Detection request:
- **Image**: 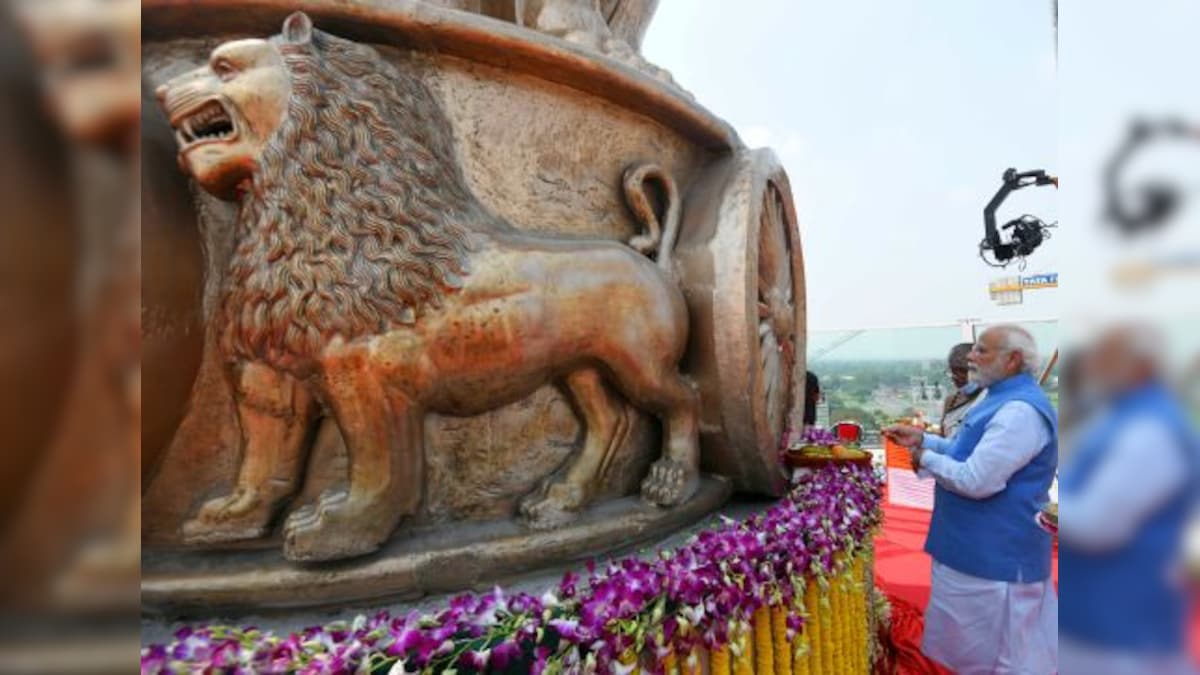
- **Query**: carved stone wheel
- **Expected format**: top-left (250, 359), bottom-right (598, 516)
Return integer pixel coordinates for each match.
top-left (676, 149), bottom-right (805, 497)
top-left (756, 182), bottom-right (798, 448)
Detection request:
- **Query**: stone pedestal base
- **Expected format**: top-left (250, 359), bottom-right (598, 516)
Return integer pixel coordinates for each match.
top-left (142, 476), bottom-right (730, 616)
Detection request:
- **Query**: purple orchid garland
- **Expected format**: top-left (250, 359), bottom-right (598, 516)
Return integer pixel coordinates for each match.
top-left (797, 426), bottom-right (839, 448)
top-left (142, 463), bottom-right (882, 675)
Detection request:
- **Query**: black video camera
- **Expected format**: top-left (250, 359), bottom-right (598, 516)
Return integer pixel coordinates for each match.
top-left (980, 168), bottom-right (1057, 268)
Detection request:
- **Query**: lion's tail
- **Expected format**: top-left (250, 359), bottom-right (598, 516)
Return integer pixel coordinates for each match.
top-left (623, 163), bottom-right (680, 273)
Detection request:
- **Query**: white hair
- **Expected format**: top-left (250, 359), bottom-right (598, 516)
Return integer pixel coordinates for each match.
top-left (991, 324), bottom-right (1040, 375)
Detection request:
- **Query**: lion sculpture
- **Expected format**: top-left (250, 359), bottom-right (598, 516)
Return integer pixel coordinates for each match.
top-left (155, 12), bottom-right (701, 561)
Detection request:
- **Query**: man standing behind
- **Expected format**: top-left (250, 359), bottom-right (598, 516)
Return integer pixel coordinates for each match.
top-left (804, 371), bottom-right (820, 427)
top-left (940, 342), bottom-right (984, 438)
top-left (885, 325), bottom-right (1058, 673)
top-left (1058, 325), bottom-right (1198, 675)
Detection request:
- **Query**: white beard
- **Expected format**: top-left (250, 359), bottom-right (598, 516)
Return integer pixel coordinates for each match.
top-left (968, 362), bottom-right (1007, 388)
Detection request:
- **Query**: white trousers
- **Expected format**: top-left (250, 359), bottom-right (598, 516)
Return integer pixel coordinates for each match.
top-left (922, 561), bottom-right (1058, 674)
top-left (1059, 636), bottom-right (1195, 675)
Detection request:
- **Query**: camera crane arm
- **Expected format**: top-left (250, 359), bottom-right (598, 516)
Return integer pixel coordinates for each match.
top-left (1103, 119), bottom-right (1200, 235)
top-left (981, 168), bottom-right (1058, 265)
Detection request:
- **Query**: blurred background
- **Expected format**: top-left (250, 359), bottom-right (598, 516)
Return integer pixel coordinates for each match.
top-left (0, 0), bottom-right (139, 672)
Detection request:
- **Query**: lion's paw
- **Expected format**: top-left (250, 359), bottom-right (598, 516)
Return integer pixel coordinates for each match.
top-left (518, 481), bottom-right (585, 531)
top-left (640, 458), bottom-right (700, 508)
top-left (181, 488), bottom-right (273, 544)
top-left (282, 489), bottom-right (345, 533)
top-left (282, 490), bottom-right (387, 562)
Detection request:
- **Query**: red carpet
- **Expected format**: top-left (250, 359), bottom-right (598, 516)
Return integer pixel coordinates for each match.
top-left (874, 489), bottom-right (1059, 673)
top-left (876, 493), bottom-right (1059, 608)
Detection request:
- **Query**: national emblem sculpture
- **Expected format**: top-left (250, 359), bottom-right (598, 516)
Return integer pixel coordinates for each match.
top-left (155, 12), bottom-right (701, 562)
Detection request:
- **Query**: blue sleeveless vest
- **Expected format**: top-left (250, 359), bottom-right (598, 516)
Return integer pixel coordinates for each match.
top-left (1059, 382), bottom-right (1199, 652)
top-left (924, 373), bottom-right (1058, 582)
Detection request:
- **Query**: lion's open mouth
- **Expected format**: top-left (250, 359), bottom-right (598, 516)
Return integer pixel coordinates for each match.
top-left (174, 99), bottom-right (237, 149)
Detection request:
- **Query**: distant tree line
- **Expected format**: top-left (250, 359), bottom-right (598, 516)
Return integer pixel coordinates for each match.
top-left (811, 358), bottom-right (1059, 432)
top-left (812, 359), bottom-right (943, 430)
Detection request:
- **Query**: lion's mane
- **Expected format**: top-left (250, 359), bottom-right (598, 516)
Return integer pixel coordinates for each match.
top-left (220, 28), bottom-right (496, 364)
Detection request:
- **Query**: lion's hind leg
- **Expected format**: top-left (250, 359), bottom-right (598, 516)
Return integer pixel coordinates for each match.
top-left (519, 367), bottom-right (630, 530)
top-left (602, 355), bottom-right (701, 508)
top-left (638, 374), bottom-right (701, 507)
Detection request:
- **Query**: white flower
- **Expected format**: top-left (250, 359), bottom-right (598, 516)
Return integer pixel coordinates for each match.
top-left (609, 660), bottom-right (637, 675)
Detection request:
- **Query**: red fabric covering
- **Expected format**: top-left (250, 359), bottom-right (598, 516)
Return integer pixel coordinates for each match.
top-left (874, 487), bottom-right (1059, 673)
top-left (1193, 606), bottom-right (1200, 663)
top-left (879, 593), bottom-right (952, 675)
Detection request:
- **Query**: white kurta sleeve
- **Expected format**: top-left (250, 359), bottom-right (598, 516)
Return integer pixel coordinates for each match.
top-left (1059, 415), bottom-right (1186, 552)
top-left (917, 401), bottom-right (1051, 499)
top-left (916, 433), bottom-right (952, 480)
top-left (921, 433), bottom-right (953, 454)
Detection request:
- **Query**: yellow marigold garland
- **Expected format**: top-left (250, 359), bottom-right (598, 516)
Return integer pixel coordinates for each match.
top-left (846, 566), bottom-right (858, 674)
top-left (854, 554), bottom-right (867, 674)
top-left (858, 555), bottom-right (871, 674)
top-left (771, 603), bottom-right (792, 675)
top-left (849, 575), bottom-right (859, 674)
top-left (733, 624), bottom-right (754, 675)
top-left (753, 605), bottom-right (774, 674)
top-left (804, 580), bottom-right (822, 675)
top-left (843, 561), bottom-right (855, 674)
top-left (832, 568), bottom-right (848, 674)
top-left (710, 644), bottom-right (732, 675)
top-left (662, 649), bottom-right (677, 675)
top-left (607, 523), bottom-right (878, 673)
top-left (793, 639), bottom-right (811, 675)
top-left (819, 579), bottom-right (835, 675)
top-left (639, 552), bottom-right (881, 674)
top-left (792, 582), bottom-right (812, 675)
top-left (852, 552), bottom-right (865, 673)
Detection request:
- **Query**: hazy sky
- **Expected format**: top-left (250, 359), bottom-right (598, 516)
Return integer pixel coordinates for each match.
top-left (643, 1), bottom-right (1061, 332)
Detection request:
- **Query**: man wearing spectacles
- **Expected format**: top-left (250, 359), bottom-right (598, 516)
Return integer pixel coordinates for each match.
top-left (885, 325), bottom-right (1058, 673)
top-left (941, 342), bottom-right (984, 439)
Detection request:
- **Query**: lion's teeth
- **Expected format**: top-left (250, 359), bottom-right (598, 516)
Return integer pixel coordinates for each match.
top-left (175, 102), bottom-right (235, 146)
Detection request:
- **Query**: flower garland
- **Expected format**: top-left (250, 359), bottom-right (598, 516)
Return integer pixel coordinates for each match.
top-left (791, 427), bottom-right (839, 449)
top-left (142, 463), bottom-right (882, 675)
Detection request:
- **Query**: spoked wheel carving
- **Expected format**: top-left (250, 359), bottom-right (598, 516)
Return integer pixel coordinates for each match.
top-left (757, 182), bottom-right (797, 445)
top-left (674, 149), bottom-right (805, 497)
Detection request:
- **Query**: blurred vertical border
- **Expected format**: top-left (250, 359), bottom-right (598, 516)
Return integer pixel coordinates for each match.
top-left (0, 0), bottom-right (139, 672)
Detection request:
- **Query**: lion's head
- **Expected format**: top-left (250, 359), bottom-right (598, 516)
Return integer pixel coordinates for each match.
top-left (157, 12), bottom-right (490, 364)
top-left (154, 18), bottom-right (294, 197)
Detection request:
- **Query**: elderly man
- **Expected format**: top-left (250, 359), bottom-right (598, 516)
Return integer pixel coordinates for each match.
top-left (885, 324), bottom-right (1058, 673)
top-left (940, 342), bottom-right (983, 438)
top-left (1059, 325), bottom-right (1199, 675)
